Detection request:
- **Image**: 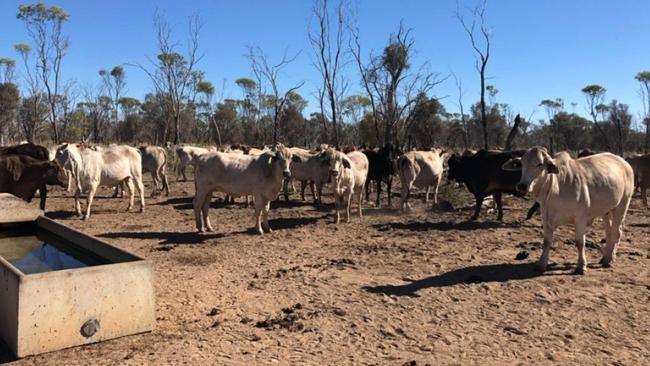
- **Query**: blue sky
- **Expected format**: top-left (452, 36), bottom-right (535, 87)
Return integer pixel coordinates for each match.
top-left (1, 0), bottom-right (649, 124)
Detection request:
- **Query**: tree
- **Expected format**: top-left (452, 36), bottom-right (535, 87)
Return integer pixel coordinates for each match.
top-left (456, 0), bottom-right (491, 149)
top-left (17, 3), bottom-right (70, 143)
top-left (0, 58), bottom-right (16, 84)
top-left (99, 65), bottom-right (126, 140)
top-left (539, 98), bottom-right (563, 152)
top-left (581, 84), bottom-right (610, 150)
top-left (136, 12), bottom-right (203, 145)
top-left (196, 80), bottom-right (221, 145)
top-left (351, 21), bottom-right (442, 146)
top-left (635, 71), bottom-right (650, 151)
top-left (607, 100), bottom-right (631, 156)
top-left (0, 83), bottom-right (20, 144)
top-left (247, 46), bottom-right (304, 145)
top-left (309, 0), bottom-right (349, 147)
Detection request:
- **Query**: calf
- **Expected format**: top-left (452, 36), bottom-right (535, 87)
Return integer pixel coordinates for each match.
top-left (0, 155), bottom-right (67, 205)
top-left (55, 144), bottom-right (145, 219)
top-left (175, 145), bottom-right (216, 181)
top-left (503, 147), bottom-right (634, 274)
top-left (320, 149), bottom-right (369, 223)
top-left (0, 143), bottom-right (52, 209)
top-left (283, 147), bottom-right (330, 202)
top-left (447, 149), bottom-right (538, 221)
top-left (363, 144), bottom-right (399, 207)
top-left (397, 149), bottom-right (446, 211)
top-left (193, 144), bottom-right (294, 234)
top-left (626, 154), bottom-right (650, 205)
top-left (139, 145), bottom-right (170, 196)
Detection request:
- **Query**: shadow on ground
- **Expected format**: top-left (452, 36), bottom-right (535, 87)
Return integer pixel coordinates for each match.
top-left (372, 219), bottom-right (518, 232)
top-left (98, 231), bottom-right (227, 245)
top-left (363, 262), bottom-right (545, 297)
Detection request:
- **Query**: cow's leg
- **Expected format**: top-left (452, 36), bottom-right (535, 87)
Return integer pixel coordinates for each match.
top-left (83, 184), bottom-right (98, 220)
top-left (357, 188), bottom-right (364, 218)
top-left (193, 189), bottom-right (207, 232)
top-left (150, 171), bottom-right (159, 197)
top-left (641, 186), bottom-right (648, 207)
top-left (601, 199), bottom-right (630, 267)
top-left (425, 186), bottom-right (430, 203)
top-left (525, 202), bottom-right (540, 221)
top-left (67, 172), bottom-right (75, 193)
top-left (316, 182), bottom-right (323, 204)
top-left (375, 179), bottom-right (382, 206)
top-left (309, 181), bottom-right (316, 202)
top-left (39, 185), bottom-right (47, 210)
top-left (574, 219), bottom-right (588, 275)
top-left (254, 195), bottom-right (264, 235)
top-left (494, 192), bottom-right (504, 221)
top-left (262, 199), bottom-right (272, 233)
top-left (74, 187), bottom-right (82, 217)
top-left (537, 224), bottom-right (554, 272)
top-left (334, 194), bottom-right (341, 224)
top-left (161, 168), bottom-right (170, 196)
top-left (346, 191), bottom-right (353, 222)
top-left (470, 194), bottom-right (485, 221)
top-left (135, 176), bottom-right (146, 213)
top-left (202, 191), bottom-right (214, 232)
top-left (300, 181), bottom-right (307, 201)
top-left (283, 178), bottom-right (290, 201)
top-left (125, 178), bottom-right (135, 211)
top-left (433, 175), bottom-right (441, 206)
top-left (386, 176), bottom-right (392, 207)
top-left (400, 181), bottom-right (410, 212)
top-left (365, 179), bottom-right (371, 202)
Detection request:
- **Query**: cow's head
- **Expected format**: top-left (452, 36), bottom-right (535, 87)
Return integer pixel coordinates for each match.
top-left (319, 149), bottom-right (350, 179)
top-left (446, 154), bottom-right (466, 183)
top-left (502, 146), bottom-right (558, 193)
top-left (268, 144), bottom-right (292, 178)
top-left (43, 161), bottom-right (68, 187)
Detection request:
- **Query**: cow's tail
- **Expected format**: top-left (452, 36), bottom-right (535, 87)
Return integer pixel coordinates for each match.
top-left (398, 155), bottom-right (417, 189)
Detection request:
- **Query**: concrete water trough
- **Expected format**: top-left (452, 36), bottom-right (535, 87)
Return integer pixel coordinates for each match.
top-left (0, 193), bottom-right (155, 358)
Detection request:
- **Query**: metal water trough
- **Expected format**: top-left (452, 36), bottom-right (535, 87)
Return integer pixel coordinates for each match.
top-left (0, 193), bottom-right (155, 358)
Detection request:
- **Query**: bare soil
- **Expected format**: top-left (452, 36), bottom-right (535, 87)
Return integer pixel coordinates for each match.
top-left (2, 173), bottom-right (649, 365)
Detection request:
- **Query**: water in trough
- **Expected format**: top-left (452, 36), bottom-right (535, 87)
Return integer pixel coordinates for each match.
top-left (0, 235), bottom-right (107, 274)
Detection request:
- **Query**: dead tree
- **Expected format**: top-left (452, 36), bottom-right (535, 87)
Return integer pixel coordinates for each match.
top-left (247, 47), bottom-right (304, 145)
top-left (456, 0), bottom-right (491, 150)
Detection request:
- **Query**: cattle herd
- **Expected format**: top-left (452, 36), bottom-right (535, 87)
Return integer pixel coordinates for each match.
top-left (1, 141), bottom-right (649, 275)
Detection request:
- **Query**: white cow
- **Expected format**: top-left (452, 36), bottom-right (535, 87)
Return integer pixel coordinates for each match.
top-left (503, 147), bottom-right (634, 274)
top-left (320, 149), bottom-right (369, 223)
top-left (175, 145), bottom-right (217, 181)
top-left (193, 144), bottom-right (295, 234)
top-left (55, 143), bottom-right (146, 219)
top-left (397, 148), bottom-right (447, 211)
top-left (282, 147), bottom-right (330, 202)
top-left (139, 145), bottom-right (170, 196)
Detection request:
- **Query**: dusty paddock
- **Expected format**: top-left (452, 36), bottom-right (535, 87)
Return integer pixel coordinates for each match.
top-left (2, 174), bottom-right (649, 366)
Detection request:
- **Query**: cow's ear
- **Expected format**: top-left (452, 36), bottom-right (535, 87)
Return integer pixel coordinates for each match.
top-left (7, 159), bottom-right (24, 181)
top-left (342, 159), bottom-right (351, 169)
top-left (541, 150), bottom-right (559, 174)
top-left (501, 158), bottom-right (522, 171)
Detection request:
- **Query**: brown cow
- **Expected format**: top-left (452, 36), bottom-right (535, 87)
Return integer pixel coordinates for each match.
top-left (0, 155), bottom-right (67, 207)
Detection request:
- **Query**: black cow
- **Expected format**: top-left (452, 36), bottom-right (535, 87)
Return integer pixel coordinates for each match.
top-left (363, 144), bottom-right (400, 206)
top-left (447, 149), bottom-right (539, 221)
top-left (0, 143), bottom-right (52, 209)
top-left (0, 154), bottom-right (67, 206)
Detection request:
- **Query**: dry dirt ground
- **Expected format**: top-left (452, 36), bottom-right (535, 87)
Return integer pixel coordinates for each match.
top-left (2, 171), bottom-right (649, 366)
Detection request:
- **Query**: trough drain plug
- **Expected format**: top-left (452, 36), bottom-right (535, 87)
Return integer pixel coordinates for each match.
top-left (81, 319), bottom-right (100, 338)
